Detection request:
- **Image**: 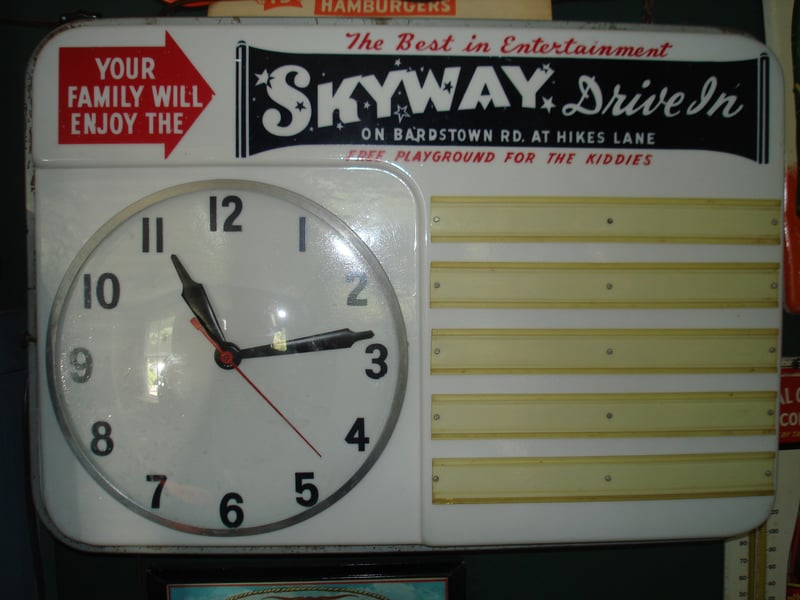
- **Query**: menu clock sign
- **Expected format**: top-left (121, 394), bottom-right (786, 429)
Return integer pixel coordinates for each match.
top-left (27, 18), bottom-right (783, 550)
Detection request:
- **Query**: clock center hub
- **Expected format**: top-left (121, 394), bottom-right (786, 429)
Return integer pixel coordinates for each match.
top-left (215, 342), bottom-right (242, 369)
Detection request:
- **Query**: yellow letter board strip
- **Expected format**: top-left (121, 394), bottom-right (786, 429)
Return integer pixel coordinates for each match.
top-left (431, 392), bottom-right (776, 439)
top-left (430, 262), bottom-right (779, 308)
top-left (430, 329), bottom-right (778, 374)
top-left (431, 453), bottom-right (775, 504)
top-left (430, 197), bottom-right (781, 244)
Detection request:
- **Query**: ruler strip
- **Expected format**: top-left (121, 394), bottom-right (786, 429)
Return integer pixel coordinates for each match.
top-left (430, 196), bottom-right (781, 244)
top-left (429, 262), bottom-right (780, 308)
top-left (431, 392), bottom-right (776, 439)
top-left (432, 453), bottom-right (776, 504)
top-left (430, 328), bottom-right (779, 374)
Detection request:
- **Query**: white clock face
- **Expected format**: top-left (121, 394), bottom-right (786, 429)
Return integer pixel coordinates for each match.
top-left (46, 179), bottom-right (408, 535)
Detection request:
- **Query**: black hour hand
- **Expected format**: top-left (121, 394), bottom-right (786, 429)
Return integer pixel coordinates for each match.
top-left (239, 328), bottom-right (374, 359)
top-left (171, 254), bottom-right (227, 346)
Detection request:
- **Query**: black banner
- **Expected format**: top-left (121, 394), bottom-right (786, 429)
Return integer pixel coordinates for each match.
top-left (235, 42), bottom-right (770, 163)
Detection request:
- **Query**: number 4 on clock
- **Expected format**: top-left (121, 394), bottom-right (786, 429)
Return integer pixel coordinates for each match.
top-left (345, 417), bottom-right (370, 451)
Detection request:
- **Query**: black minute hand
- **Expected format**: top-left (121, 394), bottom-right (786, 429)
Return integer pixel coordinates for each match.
top-left (239, 328), bottom-right (374, 359)
top-left (170, 254), bottom-right (227, 346)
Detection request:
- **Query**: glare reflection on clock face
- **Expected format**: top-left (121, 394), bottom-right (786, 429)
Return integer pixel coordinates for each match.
top-left (48, 180), bottom-right (408, 535)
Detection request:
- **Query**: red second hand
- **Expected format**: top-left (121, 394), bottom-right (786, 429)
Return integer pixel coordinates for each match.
top-left (190, 317), bottom-right (322, 458)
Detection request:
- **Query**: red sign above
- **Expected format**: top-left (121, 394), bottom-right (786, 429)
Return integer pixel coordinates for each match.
top-left (58, 32), bottom-right (214, 158)
top-left (782, 364), bottom-right (800, 447)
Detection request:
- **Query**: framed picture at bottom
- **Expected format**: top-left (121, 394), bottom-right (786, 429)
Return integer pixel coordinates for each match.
top-left (146, 560), bottom-right (465, 600)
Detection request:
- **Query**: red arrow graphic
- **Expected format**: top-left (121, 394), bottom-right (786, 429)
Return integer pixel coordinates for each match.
top-left (59, 31), bottom-right (214, 158)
